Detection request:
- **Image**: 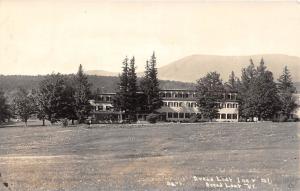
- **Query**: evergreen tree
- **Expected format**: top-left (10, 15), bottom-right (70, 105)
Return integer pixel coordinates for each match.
top-left (253, 70), bottom-right (280, 120)
top-left (140, 52), bottom-right (162, 113)
top-left (0, 90), bottom-right (11, 123)
top-left (277, 66), bottom-right (297, 119)
top-left (114, 57), bottom-right (130, 118)
top-left (12, 88), bottom-right (37, 126)
top-left (239, 58), bottom-right (280, 121)
top-left (241, 59), bottom-right (257, 89)
top-left (140, 60), bottom-right (151, 111)
top-left (225, 71), bottom-right (239, 92)
top-left (278, 66), bottom-right (296, 93)
top-left (127, 57), bottom-right (138, 120)
top-left (196, 72), bottom-right (224, 121)
top-left (73, 64), bottom-right (92, 123)
top-left (239, 59), bottom-right (258, 120)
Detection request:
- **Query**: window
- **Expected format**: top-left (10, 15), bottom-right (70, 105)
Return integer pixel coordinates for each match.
top-left (179, 113), bottom-right (184, 118)
top-left (173, 113), bottom-right (178, 118)
top-left (233, 94), bottom-right (237, 100)
top-left (184, 93), bottom-right (189, 98)
top-left (166, 93), bottom-right (171, 97)
top-left (98, 106), bottom-right (103, 111)
top-left (221, 114), bottom-right (226, 119)
top-left (163, 102), bottom-right (168, 107)
top-left (187, 102), bottom-right (191, 107)
top-left (227, 94), bottom-right (231, 99)
top-left (179, 102), bottom-right (183, 107)
top-left (216, 113), bottom-right (220, 119)
top-left (227, 114), bottom-right (232, 119)
top-left (168, 102), bottom-right (173, 107)
top-left (178, 93), bottom-right (182, 98)
top-left (227, 103), bottom-right (230, 108)
top-left (168, 112), bottom-right (172, 118)
top-left (233, 114), bottom-right (237, 119)
top-left (106, 97), bottom-right (110, 101)
top-left (174, 102), bottom-right (178, 107)
top-left (185, 113), bottom-right (190, 118)
top-left (99, 96), bottom-right (104, 101)
top-left (106, 106), bottom-right (110, 111)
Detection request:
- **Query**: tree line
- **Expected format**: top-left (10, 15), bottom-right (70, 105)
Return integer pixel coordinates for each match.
top-left (0, 53), bottom-right (163, 125)
top-left (0, 55), bottom-right (298, 125)
top-left (0, 65), bottom-right (92, 126)
top-left (196, 58), bottom-right (297, 122)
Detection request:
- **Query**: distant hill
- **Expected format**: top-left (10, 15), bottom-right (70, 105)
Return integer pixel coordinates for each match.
top-left (85, 54), bottom-right (300, 84)
top-left (157, 54), bottom-right (300, 82)
top-left (85, 70), bottom-right (118, 77)
top-left (0, 75), bottom-right (195, 95)
top-left (1, 54), bottom-right (299, 94)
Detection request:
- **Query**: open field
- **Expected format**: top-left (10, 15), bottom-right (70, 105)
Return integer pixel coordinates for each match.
top-left (0, 122), bottom-right (299, 190)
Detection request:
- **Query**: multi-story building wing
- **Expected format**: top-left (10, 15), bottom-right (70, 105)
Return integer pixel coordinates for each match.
top-left (157, 89), bottom-right (239, 122)
top-left (89, 93), bottom-right (123, 122)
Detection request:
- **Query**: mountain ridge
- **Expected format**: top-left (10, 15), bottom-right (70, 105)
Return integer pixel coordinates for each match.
top-left (157, 54), bottom-right (300, 82)
top-left (86, 54), bottom-right (300, 83)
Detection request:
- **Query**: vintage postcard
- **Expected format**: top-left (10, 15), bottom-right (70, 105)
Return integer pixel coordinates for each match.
top-left (0, 1), bottom-right (299, 190)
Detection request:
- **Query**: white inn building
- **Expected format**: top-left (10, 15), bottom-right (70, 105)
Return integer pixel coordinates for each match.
top-left (157, 90), bottom-right (239, 122)
top-left (90, 89), bottom-right (239, 123)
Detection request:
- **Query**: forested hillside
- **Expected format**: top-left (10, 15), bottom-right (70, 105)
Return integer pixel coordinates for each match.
top-left (0, 75), bottom-right (196, 94)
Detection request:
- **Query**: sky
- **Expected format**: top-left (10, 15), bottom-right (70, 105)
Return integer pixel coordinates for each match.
top-left (0, 1), bottom-right (300, 75)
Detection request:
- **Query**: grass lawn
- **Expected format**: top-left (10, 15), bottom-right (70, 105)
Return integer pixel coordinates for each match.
top-left (0, 122), bottom-right (299, 190)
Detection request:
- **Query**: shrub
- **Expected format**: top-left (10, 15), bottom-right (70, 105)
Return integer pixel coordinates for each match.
top-left (287, 118), bottom-right (298, 122)
top-left (146, 113), bottom-right (159, 124)
top-left (61, 118), bottom-right (68, 127)
top-left (188, 114), bottom-right (198, 123)
top-left (279, 115), bottom-right (288, 122)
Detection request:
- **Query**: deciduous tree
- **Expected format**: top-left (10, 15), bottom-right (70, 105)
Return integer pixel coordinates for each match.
top-left (0, 90), bottom-right (11, 124)
top-left (12, 88), bottom-right (37, 126)
top-left (196, 72), bottom-right (224, 121)
top-left (38, 74), bottom-right (75, 124)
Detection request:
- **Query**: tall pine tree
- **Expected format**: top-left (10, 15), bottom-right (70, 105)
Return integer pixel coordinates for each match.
top-left (277, 66), bottom-right (297, 119)
top-left (73, 64), bottom-right (92, 123)
top-left (225, 71), bottom-right (239, 92)
top-left (239, 59), bottom-right (258, 120)
top-left (140, 52), bottom-right (162, 113)
top-left (114, 56), bottom-right (140, 121)
top-left (239, 58), bottom-right (280, 121)
top-left (114, 57), bottom-right (129, 114)
top-left (127, 57), bottom-right (138, 120)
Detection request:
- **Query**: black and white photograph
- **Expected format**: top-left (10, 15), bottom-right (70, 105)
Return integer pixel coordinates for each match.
top-left (0, 1), bottom-right (299, 190)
